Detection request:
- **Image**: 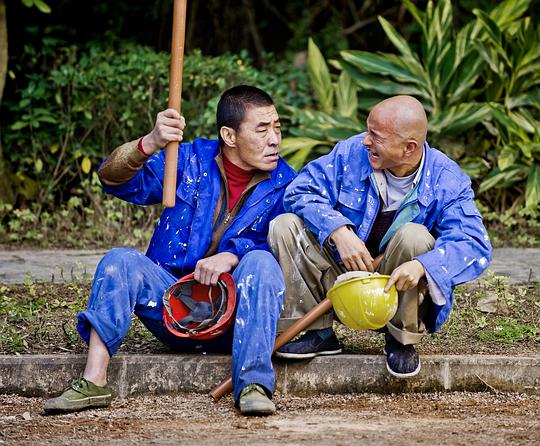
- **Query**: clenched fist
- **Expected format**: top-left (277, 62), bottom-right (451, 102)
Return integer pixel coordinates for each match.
top-left (141, 109), bottom-right (186, 156)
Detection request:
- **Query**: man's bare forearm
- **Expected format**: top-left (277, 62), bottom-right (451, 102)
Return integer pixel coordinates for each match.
top-left (98, 139), bottom-right (149, 187)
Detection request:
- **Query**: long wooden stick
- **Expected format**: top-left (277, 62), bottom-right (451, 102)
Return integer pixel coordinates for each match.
top-left (163, 0), bottom-right (188, 208)
top-left (209, 297), bottom-right (333, 401)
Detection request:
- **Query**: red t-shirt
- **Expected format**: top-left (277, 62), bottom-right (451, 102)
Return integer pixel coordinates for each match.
top-left (222, 154), bottom-right (254, 212)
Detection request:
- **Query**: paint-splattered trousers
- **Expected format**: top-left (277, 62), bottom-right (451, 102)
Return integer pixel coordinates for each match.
top-left (77, 248), bottom-right (285, 401)
top-left (268, 213), bottom-right (434, 345)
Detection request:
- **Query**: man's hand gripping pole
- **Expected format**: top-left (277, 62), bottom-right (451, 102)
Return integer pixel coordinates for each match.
top-left (163, 0), bottom-right (187, 207)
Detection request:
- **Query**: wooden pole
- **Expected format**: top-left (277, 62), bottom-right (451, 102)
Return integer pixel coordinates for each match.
top-left (163, 0), bottom-right (187, 208)
top-left (209, 298), bottom-right (333, 401)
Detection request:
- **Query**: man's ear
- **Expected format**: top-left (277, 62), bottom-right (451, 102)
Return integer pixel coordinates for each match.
top-left (220, 126), bottom-right (236, 147)
top-left (405, 139), bottom-right (419, 156)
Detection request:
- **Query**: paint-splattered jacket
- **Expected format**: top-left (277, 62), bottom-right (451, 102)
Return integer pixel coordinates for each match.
top-left (284, 133), bottom-right (492, 331)
top-left (102, 138), bottom-right (297, 277)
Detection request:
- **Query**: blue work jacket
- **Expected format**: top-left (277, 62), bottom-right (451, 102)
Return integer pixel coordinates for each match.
top-left (102, 138), bottom-right (297, 278)
top-left (284, 133), bottom-right (492, 331)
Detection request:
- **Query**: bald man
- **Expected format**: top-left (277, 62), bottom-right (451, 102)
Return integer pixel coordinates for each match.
top-left (268, 96), bottom-right (491, 378)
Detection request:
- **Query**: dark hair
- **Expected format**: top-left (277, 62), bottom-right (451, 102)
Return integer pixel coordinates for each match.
top-left (216, 85), bottom-right (274, 145)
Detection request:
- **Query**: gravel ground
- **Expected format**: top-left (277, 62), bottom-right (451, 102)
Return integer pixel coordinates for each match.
top-left (1, 392), bottom-right (539, 446)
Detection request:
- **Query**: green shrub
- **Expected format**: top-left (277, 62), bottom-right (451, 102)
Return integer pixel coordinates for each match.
top-left (281, 0), bottom-right (540, 213)
top-left (2, 37), bottom-right (309, 205)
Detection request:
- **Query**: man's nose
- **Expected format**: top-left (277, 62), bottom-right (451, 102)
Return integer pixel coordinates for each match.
top-left (268, 129), bottom-right (280, 146)
top-left (363, 134), bottom-right (371, 146)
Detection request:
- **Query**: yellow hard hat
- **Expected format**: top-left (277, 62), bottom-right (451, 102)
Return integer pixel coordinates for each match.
top-left (327, 272), bottom-right (398, 330)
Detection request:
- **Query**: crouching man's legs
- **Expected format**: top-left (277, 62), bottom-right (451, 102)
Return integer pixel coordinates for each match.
top-left (44, 248), bottom-right (177, 413)
top-left (377, 223), bottom-right (435, 377)
top-left (232, 250), bottom-right (285, 416)
top-left (268, 213), bottom-right (346, 359)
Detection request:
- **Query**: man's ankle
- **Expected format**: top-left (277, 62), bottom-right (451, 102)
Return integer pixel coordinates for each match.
top-left (82, 374), bottom-right (107, 387)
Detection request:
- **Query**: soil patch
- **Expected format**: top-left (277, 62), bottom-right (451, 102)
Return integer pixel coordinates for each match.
top-left (0, 392), bottom-right (538, 445)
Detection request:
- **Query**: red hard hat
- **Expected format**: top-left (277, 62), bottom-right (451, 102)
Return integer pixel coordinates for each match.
top-left (162, 272), bottom-right (237, 340)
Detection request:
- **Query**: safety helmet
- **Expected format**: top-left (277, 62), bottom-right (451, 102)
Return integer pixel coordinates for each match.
top-left (327, 272), bottom-right (398, 330)
top-left (162, 272), bottom-right (237, 340)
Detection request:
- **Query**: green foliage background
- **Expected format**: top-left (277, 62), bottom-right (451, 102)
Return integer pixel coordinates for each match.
top-left (1, 0), bottom-right (539, 248)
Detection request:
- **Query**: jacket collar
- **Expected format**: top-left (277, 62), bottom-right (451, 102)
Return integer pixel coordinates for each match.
top-left (192, 138), bottom-right (295, 189)
top-left (416, 142), bottom-right (436, 207)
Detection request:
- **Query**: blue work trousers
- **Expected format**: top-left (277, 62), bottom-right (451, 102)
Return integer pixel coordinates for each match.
top-left (77, 248), bottom-right (284, 401)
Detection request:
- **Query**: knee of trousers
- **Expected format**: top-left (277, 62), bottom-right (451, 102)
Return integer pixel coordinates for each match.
top-left (98, 247), bottom-right (144, 272)
top-left (234, 250), bottom-right (285, 303)
top-left (389, 223), bottom-right (435, 256)
top-left (268, 213), bottom-right (305, 252)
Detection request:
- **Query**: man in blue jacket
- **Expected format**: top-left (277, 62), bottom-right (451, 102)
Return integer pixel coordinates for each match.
top-left (269, 95), bottom-right (491, 378)
top-left (44, 85), bottom-right (296, 415)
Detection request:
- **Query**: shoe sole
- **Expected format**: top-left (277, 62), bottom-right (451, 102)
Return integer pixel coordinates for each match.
top-left (239, 402), bottom-right (276, 416)
top-left (44, 394), bottom-right (112, 413)
top-left (385, 360), bottom-right (421, 378)
top-left (274, 348), bottom-right (342, 360)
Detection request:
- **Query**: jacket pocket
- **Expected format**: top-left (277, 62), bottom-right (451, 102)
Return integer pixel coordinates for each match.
top-left (176, 179), bottom-right (197, 208)
top-left (338, 187), bottom-right (365, 211)
top-left (460, 200), bottom-right (481, 217)
top-left (337, 187), bottom-right (366, 226)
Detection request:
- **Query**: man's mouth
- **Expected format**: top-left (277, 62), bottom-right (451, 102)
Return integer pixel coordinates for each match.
top-left (368, 150), bottom-right (380, 160)
top-left (264, 152), bottom-right (279, 160)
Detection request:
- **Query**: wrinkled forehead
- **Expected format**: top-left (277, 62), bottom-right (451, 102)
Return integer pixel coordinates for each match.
top-left (240, 105), bottom-right (280, 127)
top-left (367, 104), bottom-right (405, 136)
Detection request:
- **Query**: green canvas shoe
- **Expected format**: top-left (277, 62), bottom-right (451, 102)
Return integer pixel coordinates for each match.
top-left (44, 375), bottom-right (112, 413)
top-left (238, 384), bottom-right (276, 416)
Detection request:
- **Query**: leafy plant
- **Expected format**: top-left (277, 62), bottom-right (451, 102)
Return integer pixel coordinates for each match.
top-left (2, 36), bottom-right (309, 210)
top-left (282, 0), bottom-right (539, 215)
top-left (339, 0), bottom-right (532, 135)
top-left (281, 38), bottom-right (361, 170)
top-left (473, 14), bottom-right (540, 209)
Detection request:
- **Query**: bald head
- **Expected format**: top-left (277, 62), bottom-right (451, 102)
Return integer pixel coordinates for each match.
top-left (370, 96), bottom-right (428, 145)
top-left (363, 96), bottom-right (428, 176)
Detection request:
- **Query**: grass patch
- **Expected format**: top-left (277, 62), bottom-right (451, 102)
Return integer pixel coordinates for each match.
top-left (336, 272), bottom-right (539, 355)
top-left (0, 272), bottom-right (538, 355)
top-left (0, 277), bottom-right (163, 354)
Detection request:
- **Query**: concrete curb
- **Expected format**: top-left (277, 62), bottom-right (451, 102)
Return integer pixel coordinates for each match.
top-left (1, 354), bottom-right (538, 398)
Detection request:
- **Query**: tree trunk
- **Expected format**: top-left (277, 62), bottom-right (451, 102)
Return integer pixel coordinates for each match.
top-left (0, 0), bottom-right (14, 204)
top-left (0, 0), bottom-right (6, 105)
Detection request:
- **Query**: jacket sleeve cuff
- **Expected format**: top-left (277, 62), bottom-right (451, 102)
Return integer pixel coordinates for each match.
top-left (317, 216), bottom-right (355, 249)
top-left (415, 252), bottom-right (452, 298)
top-left (221, 238), bottom-right (266, 260)
top-left (424, 269), bottom-right (446, 306)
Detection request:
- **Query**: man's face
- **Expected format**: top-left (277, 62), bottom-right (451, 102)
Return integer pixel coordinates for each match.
top-left (233, 105), bottom-right (281, 172)
top-left (362, 108), bottom-right (407, 174)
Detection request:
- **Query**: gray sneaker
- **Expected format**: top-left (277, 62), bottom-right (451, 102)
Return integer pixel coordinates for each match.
top-left (238, 384), bottom-right (276, 416)
top-left (44, 375), bottom-right (112, 413)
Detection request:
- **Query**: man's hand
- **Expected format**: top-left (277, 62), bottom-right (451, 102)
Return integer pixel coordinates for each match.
top-left (385, 260), bottom-right (425, 292)
top-left (142, 109), bottom-right (186, 156)
top-left (330, 226), bottom-right (374, 272)
top-left (194, 252), bottom-right (239, 286)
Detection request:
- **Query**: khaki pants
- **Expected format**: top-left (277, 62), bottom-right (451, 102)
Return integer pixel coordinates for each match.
top-left (268, 213), bottom-right (435, 345)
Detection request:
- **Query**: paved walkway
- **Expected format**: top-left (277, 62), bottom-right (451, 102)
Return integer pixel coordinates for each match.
top-left (0, 247), bottom-right (538, 284)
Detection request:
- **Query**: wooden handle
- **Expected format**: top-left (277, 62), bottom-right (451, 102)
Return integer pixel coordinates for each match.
top-left (163, 0), bottom-right (188, 208)
top-left (209, 298), bottom-right (333, 401)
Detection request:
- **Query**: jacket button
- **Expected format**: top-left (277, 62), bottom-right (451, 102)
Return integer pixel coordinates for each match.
top-left (265, 199), bottom-right (271, 204)
top-left (245, 244), bottom-right (250, 249)
top-left (203, 172), bottom-right (208, 177)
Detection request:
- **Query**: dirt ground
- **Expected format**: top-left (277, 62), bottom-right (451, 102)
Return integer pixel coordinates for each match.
top-left (0, 392), bottom-right (538, 446)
